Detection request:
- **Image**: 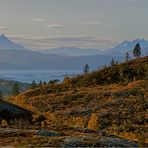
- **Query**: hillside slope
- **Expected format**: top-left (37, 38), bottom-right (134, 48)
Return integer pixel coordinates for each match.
top-left (9, 56), bottom-right (148, 145)
top-left (0, 79), bottom-right (30, 95)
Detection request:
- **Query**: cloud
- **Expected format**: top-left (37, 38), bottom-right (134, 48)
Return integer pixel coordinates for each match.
top-left (49, 36), bottom-right (97, 43)
top-left (0, 26), bottom-right (8, 30)
top-left (46, 24), bottom-right (64, 29)
top-left (33, 18), bottom-right (47, 22)
top-left (8, 34), bottom-right (118, 50)
top-left (8, 34), bottom-right (32, 38)
top-left (80, 22), bottom-right (102, 25)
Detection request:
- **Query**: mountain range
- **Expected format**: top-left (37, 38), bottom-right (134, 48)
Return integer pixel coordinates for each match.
top-left (40, 39), bottom-right (148, 57)
top-left (0, 34), bottom-right (25, 50)
top-left (0, 34), bottom-right (147, 70)
top-left (104, 38), bottom-right (148, 56)
top-left (42, 47), bottom-right (101, 56)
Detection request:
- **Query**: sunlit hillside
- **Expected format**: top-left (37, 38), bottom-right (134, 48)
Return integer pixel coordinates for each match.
top-left (7, 56), bottom-right (148, 146)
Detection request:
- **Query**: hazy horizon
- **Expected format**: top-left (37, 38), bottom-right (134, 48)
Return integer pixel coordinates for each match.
top-left (0, 0), bottom-right (148, 50)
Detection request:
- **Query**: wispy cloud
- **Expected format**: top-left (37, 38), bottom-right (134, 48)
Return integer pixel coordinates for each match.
top-left (33, 18), bottom-right (47, 22)
top-left (8, 34), bottom-right (32, 38)
top-left (46, 24), bottom-right (64, 29)
top-left (0, 26), bottom-right (8, 30)
top-left (8, 34), bottom-right (117, 50)
top-left (80, 22), bottom-right (102, 25)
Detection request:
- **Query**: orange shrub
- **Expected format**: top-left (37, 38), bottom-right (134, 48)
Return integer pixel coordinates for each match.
top-left (87, 113), bottom-right (99, 131)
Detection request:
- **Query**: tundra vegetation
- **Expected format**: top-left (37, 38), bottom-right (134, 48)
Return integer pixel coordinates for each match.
top-left (0, 55), bottom-right (148, 147)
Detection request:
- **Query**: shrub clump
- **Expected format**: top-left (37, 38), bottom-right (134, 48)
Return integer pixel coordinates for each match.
top-left (87, 113), bottom-right (99, 131)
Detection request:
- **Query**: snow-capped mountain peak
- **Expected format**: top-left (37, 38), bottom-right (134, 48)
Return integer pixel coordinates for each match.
top-left (0, 34), bottom-right (25, 50)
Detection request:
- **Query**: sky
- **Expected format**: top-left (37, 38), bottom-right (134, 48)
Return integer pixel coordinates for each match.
top-left (0, 0), bottom-right (148, 50)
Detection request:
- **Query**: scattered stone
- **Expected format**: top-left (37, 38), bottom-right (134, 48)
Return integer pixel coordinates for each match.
top-left (37, 130), bottom-right (64, 137)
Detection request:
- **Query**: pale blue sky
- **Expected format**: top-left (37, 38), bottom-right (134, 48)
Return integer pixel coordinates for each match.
top-left (0, 0), bottom-right (148, 50)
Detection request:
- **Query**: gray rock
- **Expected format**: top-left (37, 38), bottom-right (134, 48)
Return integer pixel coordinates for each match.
top-left (37, 130), bottom-right (64, 137)
top-left (97, 136), bottom-right (139, 147)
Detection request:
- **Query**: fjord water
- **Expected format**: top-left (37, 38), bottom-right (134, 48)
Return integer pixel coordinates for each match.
top-left (0, 70), bottom-right (82, 83)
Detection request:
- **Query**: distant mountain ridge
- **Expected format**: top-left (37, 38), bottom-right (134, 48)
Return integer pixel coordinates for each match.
top-left (0, 34), bottom-right (123, 70)
top-left (0, 49), bottom-right (123, 70)
top-left (105, 38), bottom-right (148, 56)
top-left (0, 34), bottom-right (147, 56)
top-left (42, 47), bottom-right (101, 56)
top-left (0, 34), bottom-right (25, 50)
top-left (40, 38), bottom-right (148, 56)
top-left (0, 34), bottom-right (147, 70)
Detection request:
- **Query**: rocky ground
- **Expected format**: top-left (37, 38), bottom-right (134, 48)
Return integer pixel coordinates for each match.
top-left (0, 127), bottom-right (141, 147)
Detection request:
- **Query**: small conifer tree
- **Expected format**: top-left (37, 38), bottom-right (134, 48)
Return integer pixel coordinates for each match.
top-left (125, 52), bottom-right (130, 62)
top-left (12, 82), bottom-right (20, 96)
top-left (83, 64), bottom-right (89, 74)
top-left (111, 58), bottom-right (116, 66)
top-left (30, 80), bottom-right (37, 89)
top-left (133, 43), bottom-right (141, 58)
top-left (39, 80), bottom-right (43, 86)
